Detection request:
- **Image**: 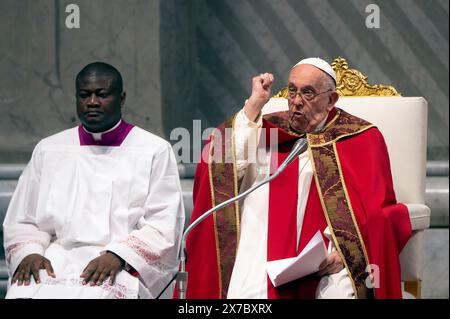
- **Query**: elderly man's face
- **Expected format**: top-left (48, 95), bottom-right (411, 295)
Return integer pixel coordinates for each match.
top-left (76, 75), bottom-right (125, 132)
top-left (287, 65), bottom-right (337, 133)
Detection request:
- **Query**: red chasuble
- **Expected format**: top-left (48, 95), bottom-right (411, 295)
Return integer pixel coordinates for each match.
top-left (176, 108), bottom-right (411, 299)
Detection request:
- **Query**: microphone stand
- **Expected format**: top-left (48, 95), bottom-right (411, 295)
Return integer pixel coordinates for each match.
top-left (177, 138), bottom-right (307, 299)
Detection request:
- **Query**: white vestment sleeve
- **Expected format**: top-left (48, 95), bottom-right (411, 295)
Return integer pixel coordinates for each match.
top-left (234, 107), bottom-right (263, 180)
top-left (104, 143), bottom-right (185, 298)
top-left (2, 142), bottom-right (52, 276)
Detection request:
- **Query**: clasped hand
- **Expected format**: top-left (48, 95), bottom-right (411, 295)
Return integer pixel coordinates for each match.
top-left (13, 252), bottom-right (123, 286)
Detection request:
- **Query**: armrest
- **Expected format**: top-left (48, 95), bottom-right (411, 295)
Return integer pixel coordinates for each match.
top-left (399, 204), bottom-right (430, 284)
top-left (405, 204), bottom-right (431, 230)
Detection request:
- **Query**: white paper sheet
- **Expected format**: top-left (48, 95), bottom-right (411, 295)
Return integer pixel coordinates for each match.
top-left (266, 230), bottom-right (327, 287)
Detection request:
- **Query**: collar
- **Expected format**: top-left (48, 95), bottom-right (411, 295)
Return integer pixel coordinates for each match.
top-left (78, 119), bottom-right (134, 146)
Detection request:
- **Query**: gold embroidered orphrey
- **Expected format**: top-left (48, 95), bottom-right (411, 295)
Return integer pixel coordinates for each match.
top-left (208, 115), bottom-right (240, 299)
top-left (306, 109), bottom-right (376, 299)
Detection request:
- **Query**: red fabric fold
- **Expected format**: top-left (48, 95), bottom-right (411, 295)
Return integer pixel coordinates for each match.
top-left (267, 143), bottom-right (299, 298)
top-left (174, 143), bottom-right (221, 299)
top-left (336, 127), bottom-right (411, 298)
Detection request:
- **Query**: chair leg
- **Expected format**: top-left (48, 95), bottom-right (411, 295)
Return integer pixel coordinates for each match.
top-left (404, 280), bottom-right (421, 299)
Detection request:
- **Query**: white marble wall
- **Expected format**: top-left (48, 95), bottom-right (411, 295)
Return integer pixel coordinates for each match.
top-left (0, 0), bottom-right (162, 162)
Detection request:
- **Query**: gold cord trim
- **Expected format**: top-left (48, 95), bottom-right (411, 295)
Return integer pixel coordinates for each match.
top-left (308, 145), bottom-right (359, 298)
top-left (208, 132), bottom-right (223, 298)
top-left (333, 142), bottom-right (376, 298)
top-left (231, 114), bottom-right (241, 248)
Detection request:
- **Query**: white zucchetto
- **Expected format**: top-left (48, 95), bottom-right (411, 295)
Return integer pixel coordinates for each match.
top-left (292, 57), bottom-right (337, 84)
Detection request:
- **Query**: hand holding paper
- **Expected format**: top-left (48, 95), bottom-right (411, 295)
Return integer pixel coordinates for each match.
top-left (266, 230), bottom-right (327, 287)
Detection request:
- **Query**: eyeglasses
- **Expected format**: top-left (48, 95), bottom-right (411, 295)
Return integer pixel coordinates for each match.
top-left (287, 88), bottom-right (332, 101)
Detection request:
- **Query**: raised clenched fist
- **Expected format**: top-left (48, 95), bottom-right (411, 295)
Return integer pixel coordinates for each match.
top-left (244, 73), bottom-right (275, 122)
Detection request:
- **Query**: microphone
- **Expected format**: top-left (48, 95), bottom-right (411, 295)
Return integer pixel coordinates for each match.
top-left (274, 137), bottom-right (309, 172)
top-left (176, 137), bottom-right (308, 299)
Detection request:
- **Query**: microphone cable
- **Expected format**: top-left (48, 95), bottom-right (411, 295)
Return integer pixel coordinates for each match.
top-left (155, 272), bottom-right (178, 299)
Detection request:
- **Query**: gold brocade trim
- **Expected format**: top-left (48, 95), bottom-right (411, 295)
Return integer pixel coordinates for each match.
top-left (303, 109), bottom-right (375, 298)
top-left (333, 142), bottom-right (376, 299)
top-left (231, 115), bottom-right (241, 247)
top-left (307, 145), bottom-right (359, 298)
top-left (308, 125), bottom-right (376, 147)
top-left (308, 134), bottom-right (375, 298)
top-left (207, 114), bottom-right (241, 299)
top-left (208, 131), bottom-right (223, 298)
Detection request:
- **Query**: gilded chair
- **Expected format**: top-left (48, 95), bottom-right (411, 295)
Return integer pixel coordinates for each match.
top-left (262, 57), bottom-right (430, 298)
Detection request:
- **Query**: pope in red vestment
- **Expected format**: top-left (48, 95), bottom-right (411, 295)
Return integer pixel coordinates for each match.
top-left (176, 58), bottom-right (412, 299)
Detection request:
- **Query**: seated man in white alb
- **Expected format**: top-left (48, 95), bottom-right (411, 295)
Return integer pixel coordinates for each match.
top-left (3, 62), bottom-right (185, 299)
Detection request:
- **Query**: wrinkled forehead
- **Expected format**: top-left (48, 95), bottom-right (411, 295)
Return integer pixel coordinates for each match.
top-left (288, 64), bottom-right (327, 88)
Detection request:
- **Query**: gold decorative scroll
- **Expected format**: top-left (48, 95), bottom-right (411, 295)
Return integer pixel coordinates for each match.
top-left (274, 57), bottom-right (401, 97)
top-left (273, 87), bottom-right (290, 98)
top-left (332, 57), bottom-right (401, 97)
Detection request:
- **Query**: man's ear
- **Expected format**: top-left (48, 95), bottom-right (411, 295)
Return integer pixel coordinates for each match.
top-left (120, 91), bottom-right (126, 108)
top-left (328, 91), bottom-right (339, 110)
